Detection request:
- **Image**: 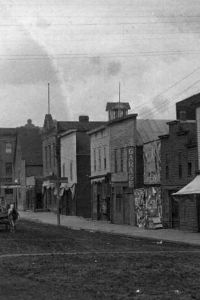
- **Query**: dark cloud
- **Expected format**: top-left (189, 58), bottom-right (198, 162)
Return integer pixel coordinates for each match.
top-left (107, 61), bottom-right (121, 76)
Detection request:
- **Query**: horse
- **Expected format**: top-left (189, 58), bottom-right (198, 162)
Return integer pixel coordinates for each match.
top-left (7, 204), bottom-right (19, 233)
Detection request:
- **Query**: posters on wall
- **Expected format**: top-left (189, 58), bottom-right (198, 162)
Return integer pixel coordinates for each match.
top-left (134, 186), bottom-right (162, 229)
top-left (143, 140), bottom-right (161, 185)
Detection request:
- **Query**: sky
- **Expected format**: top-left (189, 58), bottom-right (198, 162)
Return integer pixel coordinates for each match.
top-left (1, 0), bottom-right (200, 126)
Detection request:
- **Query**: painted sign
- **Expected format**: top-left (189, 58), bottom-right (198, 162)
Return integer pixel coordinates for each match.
top-left (128, 146), bottom-right (135, 188)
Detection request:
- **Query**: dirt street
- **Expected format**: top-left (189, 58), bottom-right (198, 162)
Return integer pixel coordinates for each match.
top-left (0, 220), bottom-right (200, 300)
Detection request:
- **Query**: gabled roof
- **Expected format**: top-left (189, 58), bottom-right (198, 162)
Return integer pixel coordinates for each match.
top-left (57, 121), bottom-right (106, 133)
top-left (0, 128), bottom-right (16, 136)
top-left (106, 102), bottom-right (130, 111)
top-left (16, 127), bottom-right (42, 165)
top-left (136, 119), bottom-right (170, 145)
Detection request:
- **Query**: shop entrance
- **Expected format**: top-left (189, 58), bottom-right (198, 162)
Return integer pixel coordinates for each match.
top-left (170, 191), bottom-right (180, 229)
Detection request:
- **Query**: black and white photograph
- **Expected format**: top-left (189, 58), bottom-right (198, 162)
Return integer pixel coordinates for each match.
top-left (1, 1), bottom-right (200, 299)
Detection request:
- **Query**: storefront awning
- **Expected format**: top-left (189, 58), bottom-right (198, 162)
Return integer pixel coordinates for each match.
top-left (173, 175), bottom-right (200, 195)
top-left (42, 180), bottom-right (56, 189)
top-left (91, 176), bottom-right (106, 184)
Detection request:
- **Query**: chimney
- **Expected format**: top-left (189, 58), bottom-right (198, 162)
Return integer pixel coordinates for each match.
top-left (79, 115), bottom-right (89, 123)
top-left (196, 107), bottom-right (200, 170)
top-left (179, 110), bottom-right (186, 121)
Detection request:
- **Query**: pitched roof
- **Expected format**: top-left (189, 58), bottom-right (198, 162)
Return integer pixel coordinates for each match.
top-left (136, 119), bottom-right (170, 145)
top-left (16, 127), bottom-right (42, 165)
top-left (0, 128), bottom-right (16, 136)
top-left (57, 121), bottom-right (106, 133)
top-left (106, 102), bottom-right (130, 111)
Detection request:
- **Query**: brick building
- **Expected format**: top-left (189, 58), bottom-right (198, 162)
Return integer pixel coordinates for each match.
top-left (13, 120), bottom-right (43, 210)
top-left (42, 113), bottom-right (105, 212)
top-left (160, 120), bottom-right (198, 230)
top-left (176, 92), bottom-right (200, 120)
top-left (0, 128), bottom-right (16, 206)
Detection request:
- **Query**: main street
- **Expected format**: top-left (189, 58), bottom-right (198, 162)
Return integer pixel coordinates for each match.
top-left (0, 220), bottom-right (200, 299)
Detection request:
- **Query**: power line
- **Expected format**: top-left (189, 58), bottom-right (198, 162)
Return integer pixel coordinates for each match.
top-left (2, 19), bottom-right (200, 26)
top-left (1, 50), bottom-right (200, 60)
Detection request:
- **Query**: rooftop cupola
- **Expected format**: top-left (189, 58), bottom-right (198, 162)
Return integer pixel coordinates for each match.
top-left (106, 102), bottom-right (130, 121)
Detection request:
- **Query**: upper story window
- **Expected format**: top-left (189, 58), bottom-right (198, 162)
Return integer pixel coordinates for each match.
top-left (5, 163), bottom-right (12, 176)
top-left (98, 148), bottom-right (101, 170)
top-left (114, 149), bottom-right (118, 173)
top-left (5, 143), bottom-right (12, 154)
top-left (70, 161), bottom-right (73, 181)
top-left (94, 149), bottom-right (96, 172)
top-left (48, 145), bottom-right (51, 168)
top-left (178, 152), bottom-right (182, 179)
top-left (165, 165), bottom-right (169, 179)
top-left (45, 146), bottom-right (48, 169)
top-left (62, 163), bottom-right (65, 177)
top-left (188, 162), bottom-right (192, 177)
top-left (120, 148), bottom-right (124, 172)
top-left (104, 147), bottom-right (107, 170)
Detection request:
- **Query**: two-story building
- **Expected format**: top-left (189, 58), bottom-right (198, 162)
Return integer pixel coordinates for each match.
top-left (13, 120), bottom-right (43, 210)
top-left (160, 119), bottom-right (198, 230)
top-left (134, 119), bottom-right (169, 228)
top-left (0, 128), bottom-right (16, 206)
top-left (42, 113), bottom-right (105, 212)
top-left (89, 102), bottom-right (139, 225)
top-left (89, 102), bottom-right (170, 227)
top-left (59, 129), bottom-right (91, 218)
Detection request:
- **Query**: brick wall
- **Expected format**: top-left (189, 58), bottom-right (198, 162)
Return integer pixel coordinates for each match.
top-left (161, 121), bottom-right (198, 230)
top-left (179, 196), bottom-right (198, 232)
top-left (161, 122), bottom-right (198, 187)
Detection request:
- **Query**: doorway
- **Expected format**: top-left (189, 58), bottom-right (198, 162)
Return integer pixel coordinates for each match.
top-left (170, 192), bottom-right (180, 229)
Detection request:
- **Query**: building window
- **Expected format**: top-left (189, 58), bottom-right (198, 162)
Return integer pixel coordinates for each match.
top-left (178, 152), bottom-right (182, 179)
top-left (98, 148), bottom-right (101, 170)
top-left (120, 148), bottom-right (124, 172)
top-left (5, 163), bottom-right (12, 177)
top-left (166, 165), bottom-right (169, 179)
top-left (48, 145), bottom-right (51, 168)
top-left (5, 188), bottom-right (13, 195)
top-left (70, 161), bottom-right (73, 181)
top-left (62, 163), bottom-right (65, 177)
top-left (45, 146), bottom-right (48, 168)
top-left (103, 147), bottom-right (107, 170)
top-left (188, 162), bottom-right (192, 177)
top-left (53, 143), bottom-right (56, 167)
top-left (114, 149), bottom-right (118, 173)
top-left (94, 149), bottom-right (96, 171)
top-left (5, 143), bottom-right (12, 154)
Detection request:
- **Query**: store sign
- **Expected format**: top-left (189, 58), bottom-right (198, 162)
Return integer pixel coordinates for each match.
top-left (128, 146), bottom-right (135, 188)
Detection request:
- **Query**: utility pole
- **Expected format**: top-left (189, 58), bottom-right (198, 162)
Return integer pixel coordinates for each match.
top-left (56, 137), bottom-right (61, 225)
top-left (48, 82), bottom-right (50, 114)
top-left (118, 82), bottom-right (121, 118)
